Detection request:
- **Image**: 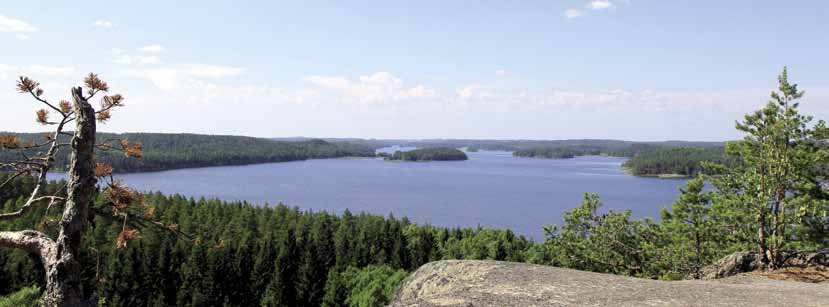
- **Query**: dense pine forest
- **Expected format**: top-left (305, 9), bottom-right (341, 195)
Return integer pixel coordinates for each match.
top-left (0, 176), bottom-right (531, 306)
top-left (622, 147), bottom-right (740, 176)
top-left (0, 133), bottom-right (375, 173)
top-left (383, 147), bottom-right (468, 161)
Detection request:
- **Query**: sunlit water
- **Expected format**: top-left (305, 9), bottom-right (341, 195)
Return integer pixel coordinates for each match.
top-left (50, 150), bottom-right (687, 240)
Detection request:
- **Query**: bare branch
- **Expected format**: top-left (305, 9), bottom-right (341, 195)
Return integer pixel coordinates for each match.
top-left (0, 171), bottom-right (28, 190)
top-left (0, 230), bottom-right (55, 257)
top-left (0, 196), bottom-right (64, 221)
top-left (26, 90), bottom-right (65, 117)
top-left (92, 206), bottom-right (192, 240)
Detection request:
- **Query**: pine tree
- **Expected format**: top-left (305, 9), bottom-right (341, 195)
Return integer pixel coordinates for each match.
top-left (724, 67), bottom-right (829, 267)
top-left (658, 175), bottom-right (718, 279)
top-left (261, 230), bottom-right (298, 307)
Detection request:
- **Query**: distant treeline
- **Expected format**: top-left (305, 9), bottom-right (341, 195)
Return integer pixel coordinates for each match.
top-left (513, 147), bottom-right (581, 159)
top-left (384, 147), bottom-right (468, 161)
top-left (0, 177), bottom-right (531, 306)
top-left (397, 139), bottom-right (723, 153)
top-left (512, 144), bottom-right (661, 159)
top-left (0, 133), bottom-right (376, 173)
top-left (622, 147), bottom-right (740, 176)
top-left (512, 144), bottom-right (737, 177)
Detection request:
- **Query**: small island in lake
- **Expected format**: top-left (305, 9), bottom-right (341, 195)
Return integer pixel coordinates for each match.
top-left (513, 147), bottom-right (580, 159)
top-left (385, 147), bottom-right (469, 161)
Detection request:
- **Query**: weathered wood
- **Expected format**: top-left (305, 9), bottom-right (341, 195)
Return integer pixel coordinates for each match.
top-left (41, 86), bottom-right (98, 307)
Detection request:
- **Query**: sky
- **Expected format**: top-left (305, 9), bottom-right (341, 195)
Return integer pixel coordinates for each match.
top-left (1, 0), bottom-right (828, 141)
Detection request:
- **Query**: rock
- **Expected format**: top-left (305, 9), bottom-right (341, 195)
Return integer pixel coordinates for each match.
top-left (701, 251), bottom-right (762, 279)
top-left (701, 250), bottom-right (829, 280)
top-left (389, 260), bottom-right (829, 307)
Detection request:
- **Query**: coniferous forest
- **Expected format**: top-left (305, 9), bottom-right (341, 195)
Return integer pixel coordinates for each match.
top-left (621, 147), bottom-right (741, 176)
top-left (0, 175), bottom-right (530, 307)
top-left (384, 147), bottom-right (468, 161)
top-left (0, 133), bottom-right (375, 173)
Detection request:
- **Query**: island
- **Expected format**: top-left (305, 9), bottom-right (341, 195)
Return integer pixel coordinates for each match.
top-left (385, 147), bottom-right (469, 161)
top-left (513, 147), bottom-right (581, 159)
top-left (622, 147), bottom-right (739, 177)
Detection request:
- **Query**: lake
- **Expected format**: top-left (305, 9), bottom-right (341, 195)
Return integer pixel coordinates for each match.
top-left (52, 150), bottom-right (687, 241)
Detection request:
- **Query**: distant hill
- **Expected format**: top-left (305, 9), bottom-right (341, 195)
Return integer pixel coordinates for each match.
top-left (1, 132), bottom-right (376, 173)
top-left (270, 137), bottom-right (726, 153)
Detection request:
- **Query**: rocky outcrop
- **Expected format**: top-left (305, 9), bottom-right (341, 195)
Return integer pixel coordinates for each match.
top-left (389, 260), bottom-right (829, 307)
top-left (701, 250), bottom-right (829, 279)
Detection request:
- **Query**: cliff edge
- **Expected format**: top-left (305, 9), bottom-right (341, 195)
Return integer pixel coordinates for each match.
top-left (389, 260), bottom-right (829, 307)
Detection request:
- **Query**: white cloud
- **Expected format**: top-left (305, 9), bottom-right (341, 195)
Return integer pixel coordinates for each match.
top-left (28, 65), bottom-right (75, 76)
top-left (141, 56), bottom-right (162, 64)
top-left (456, 86), bottom-right (475, 99)
top-left (565, 9), bottom-right (584, 19)
top-left (303, 72), bottom-right (440, 104)
top-left (92, 20), bottom-right (114, 28)
top-left (15, 34), bottom-right (30, 40)
top-left (126, 64), bottom-right (246, 91)
top-left (114, 54), bottom-right (162, 65)
top-left (495, 69), bottom-right (510, 77)
top-left (0, 15), bottom-right (38, 33)
top-left (113, 48), bottom-right (163, 65)
top-left (139, 44), bottom-right (165, 53)
top-left (405, 85), bottom-right (439, 99)
top-left (0, 64), bottom-right (19, 79)
top-left (588, 0), bottom-right (613, 10)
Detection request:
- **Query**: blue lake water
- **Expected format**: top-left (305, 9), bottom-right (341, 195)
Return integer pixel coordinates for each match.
top-left (51, 150), bottom-right (687, 241)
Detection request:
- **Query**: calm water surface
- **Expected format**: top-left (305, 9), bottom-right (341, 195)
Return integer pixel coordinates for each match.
top-left (53, 150), bottom-right (687, 240)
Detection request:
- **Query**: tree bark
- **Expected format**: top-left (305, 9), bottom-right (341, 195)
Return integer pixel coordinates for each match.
top-left (41, 87), bottom-right (97, 307)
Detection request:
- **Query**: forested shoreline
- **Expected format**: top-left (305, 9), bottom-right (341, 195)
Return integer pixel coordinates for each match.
top-left (622, 147), bottom-right (740, 177)
top-left (511, 143), bottom-right (736, 178)
top-left (383, 147), bottom-right (468, 161)
top-left (0, 132), bottom-right (734, 177)
top-left (0, 176), bottom-right (530, 306)
top-left (0, 133), bottom-right (376, 173)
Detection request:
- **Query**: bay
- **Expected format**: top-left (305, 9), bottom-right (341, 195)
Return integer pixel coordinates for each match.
top-left (50, 150), bottom-right (686, 240)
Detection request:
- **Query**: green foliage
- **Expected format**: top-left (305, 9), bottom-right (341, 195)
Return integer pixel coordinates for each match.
top-left (715, 67), bottom-right (829, 266)
top-left (513, 147), bottom-right (582, 159)
top-left (512, 144), bottom-right (662, 159)
top-left (0, 133), bottom-right (375, 173)
top-left (542, 68), bottom-right (829, 278)
top-left (543, 193), bottom-right (659, 278)
top-left (0, 285), bottom-right (41, 307)
top-left (386, 147), bottom-right (468, 161)
top-left (622, 147), bottom-right (740, 176)
top-left (652, 176), bottom-right (722, 279)
top-left (322, 265), bottom-right (408, 307)
top-left (0, 179), bottom-right (532, 305)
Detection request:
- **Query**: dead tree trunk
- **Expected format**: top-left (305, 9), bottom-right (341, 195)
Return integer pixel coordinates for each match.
top-left (41, 87), bottom-right (97, 307)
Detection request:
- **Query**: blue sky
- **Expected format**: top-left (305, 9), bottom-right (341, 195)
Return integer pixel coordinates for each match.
top-left (1, 1), bottom-right (828, 140)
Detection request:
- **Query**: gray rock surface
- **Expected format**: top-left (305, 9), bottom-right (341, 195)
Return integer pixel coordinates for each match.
top-left (389, 260), bottom-right (829, 307)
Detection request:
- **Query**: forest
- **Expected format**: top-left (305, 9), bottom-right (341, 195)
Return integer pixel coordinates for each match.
top-left (0, 176), bottom-right (530, 307)
top-left (511, 143), bottom-right (660, 159)
top-left (404, 139), bottom-right (722, 153)
top-left (621, 147), bottom-right (740, 176)
top-left (2, 69), bottom-right (829, 306)
top-left (383, 147), bottom-right (468, 161)
top-left (512, 143), bottom-right (737, 177)
top-left (0, 133), bottom-right (376, 173)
